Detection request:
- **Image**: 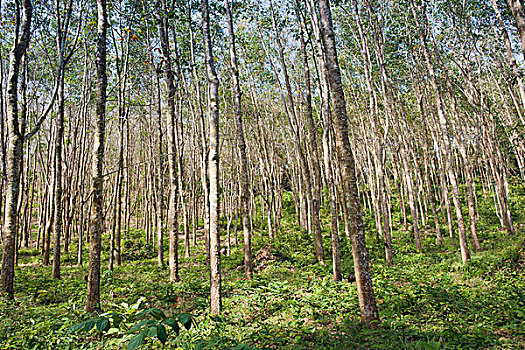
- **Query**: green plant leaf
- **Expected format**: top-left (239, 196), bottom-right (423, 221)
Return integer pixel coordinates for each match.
top-left (418, 341), bottom-right (440, 350)
top-left (111, 314), bottom-right (124, 328)
top-left (84, 319), bottom-right (97, 332)
top-left (96, 317), bottom-right (110, 332)
top-left (146, 325), bottom-right (158, 337)
top-left (128, 320), bottom-right (154, 333)
top-left (156, 324), bottom-right (167, 344)
top-left (178, 313), bottom-right (192, 330)
top-left (68, 321), bottom-right (88, 334)
top-left (148, 308), bottom-right (166, 320)
top-left (162, 318), bottom-right (179, 335)
top-left (232, 345), bottom-right (250, 350)
top-left (127, 331), bottom-right (146, 350)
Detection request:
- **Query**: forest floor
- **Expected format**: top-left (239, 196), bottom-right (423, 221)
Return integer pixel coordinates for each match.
top-left (1, 186), bottom-right (524, 349)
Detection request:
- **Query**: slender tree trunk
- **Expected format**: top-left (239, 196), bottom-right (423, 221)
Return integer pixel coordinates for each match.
top-left (86, 0), bottom-right (107, 312)
top-left (154, 71), bottom-right (164, 267)
top-left (317, 0), bottom-right (379, 324)
top-left (493, 0), bottom-right (525, 124)
top-left (263, 1), bottom-right (323, 263)
top-left (0, 48), bottom-right (5, 247)
top-left (307, 0), bottom-right (342, 278)
top-left (115, 112), bottom-right (124, 266)
top-left (52, 0), bottom-right (77, 278)
top-left (1, 0), bottom-right (32, 298)
top-left (52, 71), bottom-right (65, 279)
top-left (43, 171), bottom-right (54, 266)
top-left (225, 0), bottom-right (252, 279)
top-left (202, 0), bottom-right (221, 314)
top-left (506, 0), bottom-right (525, 65)
top-left (155, 0), bottom-right (179, 281)
top-left (411, 0), bottom-right (469, 263)
top-left (188, 3), bottom-right (210, 262)
top-left (293, 0), bottom-right (324, 266)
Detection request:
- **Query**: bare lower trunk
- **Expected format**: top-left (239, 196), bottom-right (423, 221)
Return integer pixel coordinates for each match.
top-left (318, 0), bottom-right (378, 324)
top-left (202, 0), bottom-right (221, 314)
top-left (154, 72), bottom-right (164, 268)
top-left (307, 0), bottom-right (341, 278)
top-left (86, 0), bottom-right (107, 313)
top-left (225, 0), bottom-right (252, 279)
top-left (52, 75), bottom-right (65, 280)
top-left (1, 0), bottom-right (32, 299)
top-left (155, 0), bottom-right (179, 282)
top-left (465, 167), bottom-right (481, 250)
top-left (1, 136), bottom-right (23, 298)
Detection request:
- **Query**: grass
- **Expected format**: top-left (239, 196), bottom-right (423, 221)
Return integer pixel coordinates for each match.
top-left (0, 185), bottom-right (524, 349)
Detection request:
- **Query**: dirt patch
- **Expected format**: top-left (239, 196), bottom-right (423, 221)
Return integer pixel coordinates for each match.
top-left (254, 244), bottom-right (286, 271)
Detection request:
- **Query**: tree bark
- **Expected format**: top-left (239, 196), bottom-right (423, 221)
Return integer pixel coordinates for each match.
top-left (202, 0), bottom-right (221, 314)
top-left (52, 0), bottom-right (76, 279)
top-left (86, 0), bottom-right (107, 312)
top-left (307, 0), bottom-right (342, 279)
top-left (293, 0), bottom-right (324, 266)
top-left (317, 0), bottom-right (379, 324)
top-left (225, 0), bottom-right (252, 279)
top-left (155, 0), bottom-right (179, 281)
top-left (1, 0), bottom-right (32, 298)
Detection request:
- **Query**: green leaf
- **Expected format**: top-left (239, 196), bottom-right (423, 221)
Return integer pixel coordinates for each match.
top-left (127, 331), bottom-right (146, 350)
top-left (96, 317), bottom-right (110, 332)
top-left (128, 320), bottom-right (154, 333)
top-left (209, 315), bottom-right (222, 323)
top-left (136, 310), bottom-right (148, 318)
top-left (107, 327), bottom-right (120, 335)
top-left (156, 324), bottom-right (167, 344)
top-left (146, 325), bottom-right (157, 337)
top-left (68, 321), bottom-right (88, 333)
top-left (232, 345), bottom-right (250, 350)
top-left (162, 318), bottom-right (179, 336)
top-left (178, 313), bottom-right (192, 330)
top-left (110, 314), bottom-right (124, 328)
top-left (148, 308), bottom-right (166, 320)
top-left (136, 308), bottom-right (165, 320)
top-left (84, 319), bottom-right (97, 332)
top-left (418, 341), bottom-right (440, 350)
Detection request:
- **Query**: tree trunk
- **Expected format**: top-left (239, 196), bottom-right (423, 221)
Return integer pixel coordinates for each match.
top-left (155, 0), bottom-right (179, 281)
top-left (86, 0), bottom-right (107, 312)
top-left (225, 0), bottom-right (252, 279)
top-left (188, 3), bottom-right (210, 262)
top-left (293, 0), bottom-right (324, 267)
top-left (411, 0), bottom-right (470, 263)
top-left (202, 0), bottom-right (221, 314)
top-left (1, 0), bottom-right (32, 299)
top-left (52, 69), bottom-right (65, 279)
top-left (307, 0), bottom-right (342, 278)
top-left (317, 0), bottom-right (379, 324)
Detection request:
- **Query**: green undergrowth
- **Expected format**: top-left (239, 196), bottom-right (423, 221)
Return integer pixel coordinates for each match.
top-left (1, 187), bottom-right (524, 349)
